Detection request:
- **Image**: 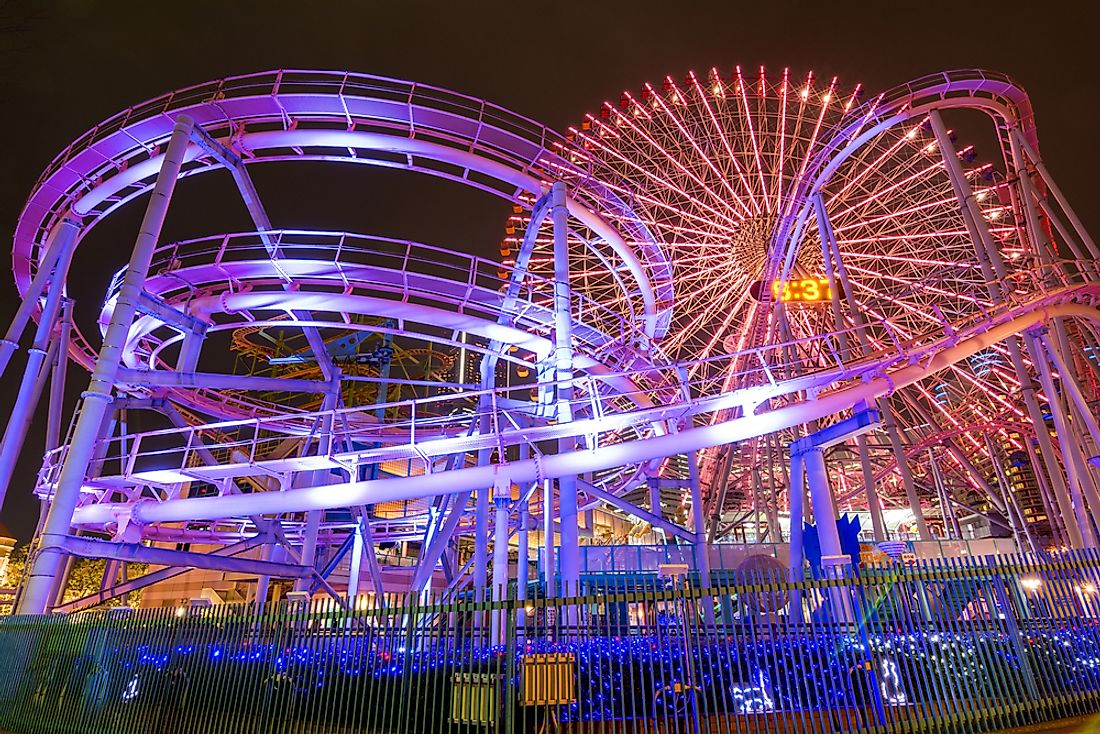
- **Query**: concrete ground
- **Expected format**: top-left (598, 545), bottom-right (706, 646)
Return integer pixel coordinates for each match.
top-left (1004, 715), bottom-right (1100, 734)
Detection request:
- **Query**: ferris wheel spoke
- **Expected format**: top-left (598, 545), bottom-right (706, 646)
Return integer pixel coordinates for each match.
top-left (784, 76), bottom-right (838, 220)
top-left (651, 77), bottom-right (759, 218)
top-left (601, 103), bottom-right (747, 229)
top-left (734, 66), bottom-right (774, 212)
top-left (828, 120), bottom-right (929, 202)
top-left (688, 69), bottom-right (763, 215)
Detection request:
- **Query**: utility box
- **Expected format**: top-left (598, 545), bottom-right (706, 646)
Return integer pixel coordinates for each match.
top-left (521, 653), bottom-right (576, 706)
top-left (451, 672), bottom-right (498, 725)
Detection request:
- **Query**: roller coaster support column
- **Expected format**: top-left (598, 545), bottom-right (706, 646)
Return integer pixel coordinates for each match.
top-left (1039, 332), bottom-right (1100, 456)
top-left (551, 181), bottom-right (580, 601)
top-left (45, 299), bottom-right (72, 455)
top-left (517, 502), bottom-right (529, 629)
top-left (788, 449), bottom-right (806, 624)
top-left (0, 219), bottom-right (78, 514)
top-left (687, 450), bottom-right (710, 586)
top-left (295, 384), bottom-right (340, 594)
top-left (18, 115), bottom-right (195, 614)
top-left (1008, 133), bottom-right (1090, 547)
top-left (791, 410), bottom-right (878, 620)
top-left (0, 217), bottom-right (81, 380)
top-left (816, 193), bottom-right (929, 540)
top-left (1031, 329), bottom-right (1097, 546)
top-left (542, 479), bottom-right (555, 596)
top-left (930, 109), bottom-right (1086, 548)
top-left (492, 477), bottom-right (511, 643)
top-left (1010, 130), bottom-right (1100, 262)
top-left (805, 446), bottom-right (854, 622)
top-left (814, 193), bottom-right (886, 542)
top-left (348, 513), bottom-right (385, 604)
top-left (802, 448), bottom-right (842, 561)
top-left (929, 448), bottom-right (962, 537)
top-left (1035, 329), bottom-right (1100, 525)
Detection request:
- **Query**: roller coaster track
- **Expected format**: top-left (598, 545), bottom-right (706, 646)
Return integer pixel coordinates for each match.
top-left (38, 282), bottom-right (1100, 533)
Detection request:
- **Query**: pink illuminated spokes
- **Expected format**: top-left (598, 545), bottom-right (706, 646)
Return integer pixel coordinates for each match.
top-left (686, 70), bottom-right (761, 216)
top-left (504, 64), bottom-right (1045, 522)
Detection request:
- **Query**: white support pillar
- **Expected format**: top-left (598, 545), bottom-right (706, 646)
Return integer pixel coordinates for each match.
top-left (474, 465), bottom-right (490, 598)
top-left (517, 502), bottom-right (529, 627)
top-left (803, 448), bottom-right (842, 559)
top-left (541, 478), bottom-right (555, 597)
top-left (18, 115), bottom-right (196, 615)
top-left (1041, 333), bottom-right (1100, 454)
top-left (1020, 339), bottom-right (1082, 547)
top-left (347, 523), bottom-right (365, 605)
top-left (788, 450), bottom-right (806, 624)
top-left (491, 478), bottom-right (511, 643)
top-left (294, 507), bottom-right (323, 594)
top-left (648, 476), bottom-right (663, 542)
top-left (254, 541), bottom-right (273, 614)
top-left (803, 446), bottom-right (855, 622)
top-left (1002, 139), bottom-right (1083, 548)
top-left (0, 220), bottom-right (78, 513)
top-left (687, 450), bottom-right (711, 586)
top-left (294, 386), bottom-right (339, 595)
top-left (929, 448), bottom-right (961, 538)
top-left (550, 181), bottom-right (580, 599)
top-left (492, 479), bottom-right (511, 599)
top-left (814, 194), bottom-right (886, 543)
top-left (0, 336), bottom-right (59, 514)
top-left (1010, 129), bottom-right (1100, 262)
top-left (45, 299), bottom-right (72, 454)
top-left (0, 217), bottom-right (81, 380)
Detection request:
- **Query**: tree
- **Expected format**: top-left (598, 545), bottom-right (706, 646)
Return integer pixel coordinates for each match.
top-left (0, 542), bottom-right (147, 610)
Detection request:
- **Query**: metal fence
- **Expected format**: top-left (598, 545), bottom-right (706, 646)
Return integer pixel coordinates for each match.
top-left (2, 551), bottom-right (1100, 734)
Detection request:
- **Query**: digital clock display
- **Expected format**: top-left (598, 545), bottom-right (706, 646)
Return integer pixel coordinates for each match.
top-left (749, 278), bottom-right (835, 303)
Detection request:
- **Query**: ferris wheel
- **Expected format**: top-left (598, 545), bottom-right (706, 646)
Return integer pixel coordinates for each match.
top-left (509, 66), bottom-right (1051, 535)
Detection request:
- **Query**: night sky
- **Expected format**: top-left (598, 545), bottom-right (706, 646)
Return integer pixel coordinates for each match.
top-left (0, 0), bottom-right (1096, 540)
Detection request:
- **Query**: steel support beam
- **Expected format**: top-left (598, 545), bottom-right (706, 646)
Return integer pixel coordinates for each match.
top-left (687, 449), bottom-right (711, 585)
top-left (0, 333), bottom-right (60, 512)
top-left (136, 291), bottom-right (209, 335)
top-left (1033, 337), bottom-right (1097, 546)
top-left (788, 449), bottom-right (806, 623)
top-left (816, 192), bottom-right (928, 540)
top-left (57, 536), bottom-right (268, 613)
top-left (0, 218), bottom-right (80, 380)
top-left (1010, 129), bottom-right (1100, 262)
top-left (0, 220), bottom-right (77, 513)
top-left (931, 109), bottom-right (1083, 547)
top-left (551, 181), bottom-right (580, 598)
top-left (580, 478), bottom-right (695, 542)
top-left (789, 410), bottom-right (878, 565)
top-left (58, 534), bottom-right (307, 577)
top-left (117, 367), bottom-right (330, 393)
top-left (19, 115), bottom-right (196, 614)
top-left (45, 300), bottom-right (73, 454)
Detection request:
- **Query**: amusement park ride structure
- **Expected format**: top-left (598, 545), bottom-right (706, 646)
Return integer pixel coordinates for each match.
top-left (1, 67), bottom-right (1099, 615)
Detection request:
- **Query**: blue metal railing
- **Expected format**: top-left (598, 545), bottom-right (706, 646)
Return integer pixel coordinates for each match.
top-left (1, 550), bottom-right (1099, 734)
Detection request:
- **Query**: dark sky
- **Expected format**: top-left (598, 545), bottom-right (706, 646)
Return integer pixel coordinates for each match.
top-left (0, 0), bottom-right (1096, 539)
